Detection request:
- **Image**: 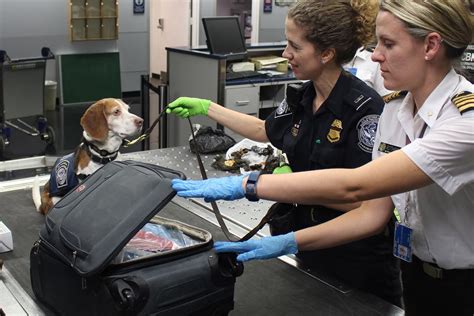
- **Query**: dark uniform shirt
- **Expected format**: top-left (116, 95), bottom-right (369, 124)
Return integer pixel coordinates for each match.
top-left (265, 71), bottom-right (401, 306)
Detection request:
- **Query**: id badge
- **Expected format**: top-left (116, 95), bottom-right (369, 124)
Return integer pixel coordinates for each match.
top-left (393, 222), bottom-right (413, 262)
top-left (347, 67), bottom-right (357, 76)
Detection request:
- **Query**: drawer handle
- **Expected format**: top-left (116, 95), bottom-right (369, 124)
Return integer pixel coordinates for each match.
top-left (235, 100), bottom-right (250, 106)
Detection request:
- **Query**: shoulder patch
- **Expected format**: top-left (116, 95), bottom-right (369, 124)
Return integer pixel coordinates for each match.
top-left (274, 99), bottom-right (293, 118)
top-left (451, 91), bottom-right (474, 115)
top-left (383, 91), bottom-right (408, 103)
top-left (357, 114), bottom-right (379, 153)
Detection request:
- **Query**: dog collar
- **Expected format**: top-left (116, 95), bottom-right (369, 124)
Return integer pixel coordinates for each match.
top-left (81, 141), bottom-right (119, 165)
top-left (82, 138), bottom-right (120, 157)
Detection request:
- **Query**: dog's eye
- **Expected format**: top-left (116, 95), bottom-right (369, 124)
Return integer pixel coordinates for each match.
top-left (113, 109), bottom-right (121, 116)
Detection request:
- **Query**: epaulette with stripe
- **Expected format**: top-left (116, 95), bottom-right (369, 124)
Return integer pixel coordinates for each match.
top-left (451, 91), bottom-right (474, 115)
top-left (382, 91), bottom-right (408, 103)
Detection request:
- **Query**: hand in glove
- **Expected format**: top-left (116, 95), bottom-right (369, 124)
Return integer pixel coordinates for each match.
top-left (166, 97), bottom-right (211, 118)
top-left (213, 232), bottom-right (298, 262)
top-left (171, 175), bottom-right (245, 202)
top-left (272, 164), bottom-right (293, 174)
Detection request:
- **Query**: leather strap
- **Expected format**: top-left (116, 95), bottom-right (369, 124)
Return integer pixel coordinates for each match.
top-left (186, 118), bottom-right (276, 242)
top-left (123, 106), bottom-right (169, 147)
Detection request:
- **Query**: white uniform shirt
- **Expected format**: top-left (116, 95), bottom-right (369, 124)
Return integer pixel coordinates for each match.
top-left (373, 69), bottom-right (474, 269)
top-left (344, 48), bottom-right (391, 96)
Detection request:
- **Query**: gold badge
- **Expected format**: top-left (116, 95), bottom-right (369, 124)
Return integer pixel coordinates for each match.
top-left (291, 121), bottom-right (301, 137)
top-left (327, 119), bottom-right (342, 143)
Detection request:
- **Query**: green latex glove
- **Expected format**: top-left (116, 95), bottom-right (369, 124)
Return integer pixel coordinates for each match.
top-left (272, 164), bottom-right (293, 174)
top-left (166, 97), bottom-right (211, 118)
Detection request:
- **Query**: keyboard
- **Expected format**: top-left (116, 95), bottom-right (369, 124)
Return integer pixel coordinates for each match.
top-left (226, 70), bottom-right (265, 81)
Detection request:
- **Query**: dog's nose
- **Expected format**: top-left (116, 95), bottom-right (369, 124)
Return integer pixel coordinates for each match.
top-left (135, 118), bottom-right (143, 127)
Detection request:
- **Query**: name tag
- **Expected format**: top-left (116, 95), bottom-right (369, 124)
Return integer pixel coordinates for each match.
top-left (378, 142), bottom-right (401, 153)
top-left (393, 222), bottom-right (413, 262)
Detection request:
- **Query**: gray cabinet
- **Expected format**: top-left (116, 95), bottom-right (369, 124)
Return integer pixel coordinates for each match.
top-left (166, 45), bottom-right (300, 147)
top-left (225, 86), bottom-right (259, 114)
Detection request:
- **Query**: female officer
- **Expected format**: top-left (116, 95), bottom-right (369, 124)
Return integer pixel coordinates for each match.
top-left (167, 0), bottom-right (401, 306)
top-left (171, 0), bottom-right (473, 314)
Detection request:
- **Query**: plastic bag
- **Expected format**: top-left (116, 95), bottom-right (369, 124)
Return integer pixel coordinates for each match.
top-left (189, 125), bottom-right (236, 154)
top-left (113, 223), bottom-right (201, 263)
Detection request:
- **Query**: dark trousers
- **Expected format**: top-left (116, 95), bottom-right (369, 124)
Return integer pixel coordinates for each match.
top-left (294, 207), bottom-right (402, 307)
top-left (401, 256), bottom-right (474, 316)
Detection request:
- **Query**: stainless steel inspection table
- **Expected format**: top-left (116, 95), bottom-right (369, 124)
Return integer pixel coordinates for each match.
top-left (0, 147), bottom-right (404, 315)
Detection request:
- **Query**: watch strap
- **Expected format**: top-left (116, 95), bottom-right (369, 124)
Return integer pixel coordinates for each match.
top-left (245, 171), bottom-right (261, 202)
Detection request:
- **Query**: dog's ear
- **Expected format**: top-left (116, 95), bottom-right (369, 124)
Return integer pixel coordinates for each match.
top-left (80, 99), bottom-right (108, 141)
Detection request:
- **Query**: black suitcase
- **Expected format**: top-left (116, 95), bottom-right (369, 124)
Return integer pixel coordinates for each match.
top-left (30, 160), bottom-right (243, 316)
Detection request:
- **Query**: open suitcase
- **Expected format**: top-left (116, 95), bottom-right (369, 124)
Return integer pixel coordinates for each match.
top-left (30, 160), bottom-right (243, 315)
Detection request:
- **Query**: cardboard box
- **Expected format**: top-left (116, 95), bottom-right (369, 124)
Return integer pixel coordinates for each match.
top-left (250, 55), bottom-right (289, 73)
top-left (0, 221), bottom-right (13, 253)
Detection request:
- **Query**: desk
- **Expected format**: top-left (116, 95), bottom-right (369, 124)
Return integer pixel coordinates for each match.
top-left (166, 45), bottom-right (301, 147)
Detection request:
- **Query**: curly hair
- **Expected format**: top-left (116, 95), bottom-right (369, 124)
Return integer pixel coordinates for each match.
top-left (287, 0), bottom-right (379, 65)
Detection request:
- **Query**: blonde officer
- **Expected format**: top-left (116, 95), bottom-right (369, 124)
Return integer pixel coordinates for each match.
top-left (171, 1), bottom-right (474, 314)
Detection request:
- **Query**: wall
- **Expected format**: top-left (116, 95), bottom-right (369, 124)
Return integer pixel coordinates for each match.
top-left (258, 2), bottom-right (288, 42)
top-left (149, 0), bottom-right (190, 76)
top-left (198, 0), bottom-right (288, 45)
top-left (0, 0), bottom-right (149, 93)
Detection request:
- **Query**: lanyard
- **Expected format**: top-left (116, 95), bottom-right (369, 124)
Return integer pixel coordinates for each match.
top-left (403, 121), bottom-right (428, 225)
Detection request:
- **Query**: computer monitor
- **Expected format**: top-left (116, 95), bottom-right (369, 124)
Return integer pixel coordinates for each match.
top-left (202, 16), bottom-right (247, 60)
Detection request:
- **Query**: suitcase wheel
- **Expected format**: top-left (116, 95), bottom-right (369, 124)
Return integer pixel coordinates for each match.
top-left (108, 277), bottom-right (149, 313)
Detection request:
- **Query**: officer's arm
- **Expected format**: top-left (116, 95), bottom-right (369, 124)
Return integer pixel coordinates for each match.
top-left (322, 202), bottom-right (361, 212)
top-left (207, 102), bottom-right (269, 143)
top-left (253, 149), bottom-right (432, 205)
top-left (295, 197), bottom-right (394, 250)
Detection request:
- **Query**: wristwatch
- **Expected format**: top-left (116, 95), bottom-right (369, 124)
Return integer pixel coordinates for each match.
top-left (245, 171), bottom-right (261, 202)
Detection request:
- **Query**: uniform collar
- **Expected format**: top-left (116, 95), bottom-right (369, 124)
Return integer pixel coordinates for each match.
top-left (418, 68), bottom-right (460, 126)
top-left (299, 72), bottom-right (353, 117)
top-left (398, 68), bottom-right (460, 132)
top-left (353, 48), bottom-right (372, 62)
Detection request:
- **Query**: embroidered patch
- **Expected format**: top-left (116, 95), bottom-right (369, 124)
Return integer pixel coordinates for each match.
top-left (274, 99), bottom-right (292, 118)
top-left (55, 159), bottom-right (70, 188)
top-left (327, 119), bottom-right (343, 143)
top-left (357, 114), bottom-right (379, 153)
top-left (451, 91), bottom-right (474, 115)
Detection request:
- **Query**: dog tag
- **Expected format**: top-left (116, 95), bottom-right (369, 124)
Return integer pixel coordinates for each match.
top-left (393, 222), bottom-right (413, 262)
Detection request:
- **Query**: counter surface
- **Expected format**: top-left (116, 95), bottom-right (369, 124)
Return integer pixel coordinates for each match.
top-left (0, 147), bottom-right (404, 315)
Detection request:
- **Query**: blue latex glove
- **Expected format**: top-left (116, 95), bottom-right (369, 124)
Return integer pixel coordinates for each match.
top-left (171, 175), bottom-right (245, 202)
top-left (214, 232), bottom-right (298, 262)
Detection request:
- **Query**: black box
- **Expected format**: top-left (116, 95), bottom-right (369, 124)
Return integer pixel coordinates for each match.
top-left (30, 161), bottom-right (243, 315)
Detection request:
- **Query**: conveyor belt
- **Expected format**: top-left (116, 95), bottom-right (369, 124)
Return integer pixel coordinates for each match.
top-left (0, 189), bottom-right (403, 315)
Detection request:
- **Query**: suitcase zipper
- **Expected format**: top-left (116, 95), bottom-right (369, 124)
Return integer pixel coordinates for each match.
top-left (33, 240), bottom-right (42, 265)
top-left (33, 240), bottom-right (41, 255)
top-left (71, 251), bottom-right (77, 268)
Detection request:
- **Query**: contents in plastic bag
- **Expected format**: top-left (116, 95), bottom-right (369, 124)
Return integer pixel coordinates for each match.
top-left (114, 223), bottom-right (202, 263)
top-left (212, 139), bottom-right (280, 173)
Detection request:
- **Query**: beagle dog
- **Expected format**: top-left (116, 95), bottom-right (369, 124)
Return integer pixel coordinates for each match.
top-left (32, 98), bottom-right (143, 215)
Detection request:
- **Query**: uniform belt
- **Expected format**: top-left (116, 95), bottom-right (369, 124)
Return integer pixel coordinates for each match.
top-left (414, 256), bottom-right (474, 280)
